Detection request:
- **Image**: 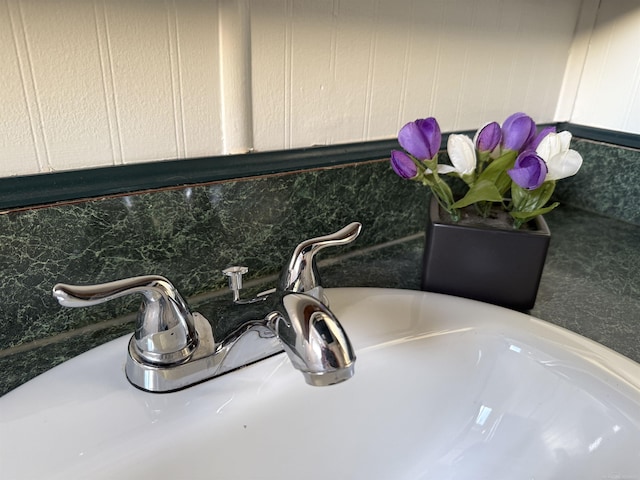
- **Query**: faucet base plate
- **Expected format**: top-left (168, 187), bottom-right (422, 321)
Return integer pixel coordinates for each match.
top-left (125, 313), bottom-right (285, 393)
top-left (125, 313), bottom-right (217, 393)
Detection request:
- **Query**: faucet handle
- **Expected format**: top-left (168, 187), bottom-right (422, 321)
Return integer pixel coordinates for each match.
top-left (280, 222), bottom-right (362, 296)
top-left (53, 275), bottom-right (198, 365)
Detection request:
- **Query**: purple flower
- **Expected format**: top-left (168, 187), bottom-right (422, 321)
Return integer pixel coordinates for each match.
top-left (524, 125), bottom-right (556, 151)
top-left (474, 122), bottom-right (502, 153)
top-left (501, 112), bottom-right (536, 152)
top-left (398, 117), bottom-right (441, 160)
top-left (390, 150), bottom-right (418, 179)
top-left (508, 151), bottom-right (548, 190)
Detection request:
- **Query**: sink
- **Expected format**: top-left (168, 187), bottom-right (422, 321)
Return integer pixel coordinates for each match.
top-left (2, 288), bottom-right (639, 479)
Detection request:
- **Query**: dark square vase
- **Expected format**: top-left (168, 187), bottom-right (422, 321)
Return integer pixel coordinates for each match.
top-left (421, 197), bottom-right (551, 311)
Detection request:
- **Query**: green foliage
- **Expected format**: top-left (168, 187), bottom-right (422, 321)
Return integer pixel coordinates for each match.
top-left (451, 179), bottom-right (502, 208)
top-left (391, 115), bottom-right (582, 229)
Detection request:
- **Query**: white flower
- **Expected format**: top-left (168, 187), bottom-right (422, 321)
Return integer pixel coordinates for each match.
top-left (444, 134), bottom-right (476, 176)
top-left (536, 131), bottom-right (583, 181)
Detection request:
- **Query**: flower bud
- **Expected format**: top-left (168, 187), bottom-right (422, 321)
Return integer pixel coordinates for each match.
top-left (398, 117), bottom-right (441, 161)
top-left (501, 112), bottom-right (536, 152)
top-left (524, 125), bottom-right (556, 152)
top-left (446, 134), bottom-right (476, 176)
top-left (474, 122), bottom-right (502, 153)
top-left (508, 151), bottom-right (548, 190)
top-left (536, 131), bottom-right (583, 181)
top-left (390, 150), bottom-right (418, 179)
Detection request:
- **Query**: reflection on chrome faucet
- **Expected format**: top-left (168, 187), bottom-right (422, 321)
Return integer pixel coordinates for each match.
top-left (52, 222), bottom-right (361, 393)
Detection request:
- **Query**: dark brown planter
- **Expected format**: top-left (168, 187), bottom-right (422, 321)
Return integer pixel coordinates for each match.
top-left (421, 196), bottom-right (551, 311)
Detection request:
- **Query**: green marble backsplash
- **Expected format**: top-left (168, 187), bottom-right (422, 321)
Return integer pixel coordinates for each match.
top-left (556, 138), bottom-right (640, 225)
top-left (0, 138), bottom-right (638, 395)
top-left (0, 162), bottom-right (426, 348)
top-left (0, 160), bottom-right (429, 394)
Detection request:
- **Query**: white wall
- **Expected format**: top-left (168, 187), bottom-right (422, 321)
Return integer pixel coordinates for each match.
top-left (1, 0), bottom-right (223, 176)
top-left (0, 0), bottom-right (637, 179)
top-left (250, 0), bottom-right (581, 151)
top-left (569, 0), bottom-right (640, 133)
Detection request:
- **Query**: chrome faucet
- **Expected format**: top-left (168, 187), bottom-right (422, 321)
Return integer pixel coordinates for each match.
top-left (223, 221), bottom-right (362, 386)
top-left (53, 222), bottom-right (361, 393)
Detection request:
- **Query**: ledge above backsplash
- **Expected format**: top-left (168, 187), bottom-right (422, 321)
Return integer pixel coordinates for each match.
top-left (1, 123), bottom-right (636, 213)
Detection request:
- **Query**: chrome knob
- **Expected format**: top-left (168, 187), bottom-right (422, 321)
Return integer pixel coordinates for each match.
top-left (280, 222), bottom-right (362, 296)
top-left (53, 275), bottom-right (198, 365)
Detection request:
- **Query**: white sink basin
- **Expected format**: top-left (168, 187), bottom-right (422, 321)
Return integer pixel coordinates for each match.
top-left (2, 288), bottom-right (639, 479)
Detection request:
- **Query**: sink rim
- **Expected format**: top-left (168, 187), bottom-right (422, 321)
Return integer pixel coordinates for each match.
top-left (2, 287), bottom-right (639, 480)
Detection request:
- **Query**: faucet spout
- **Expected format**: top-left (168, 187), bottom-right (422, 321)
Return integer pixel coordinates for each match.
top-left (270, 292), bottom-right (356, 386)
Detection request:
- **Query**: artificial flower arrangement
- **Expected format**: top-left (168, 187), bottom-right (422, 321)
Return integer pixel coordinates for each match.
top-left (390, 112), bottom-right (583, 229)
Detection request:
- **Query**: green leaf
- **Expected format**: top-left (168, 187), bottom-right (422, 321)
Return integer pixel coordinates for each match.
top-left (476, 151), bottom-right (517, 196)
top-left (509, 202), bottom-right (559, 219)
top-left (451, 179), bottom-right (503, 208)
top-left (536, 180), bottom-right (556, 206)
top-left (478, 151), bottom-right (517, 183)
top-left (511, 181), bottom-right (557, 212)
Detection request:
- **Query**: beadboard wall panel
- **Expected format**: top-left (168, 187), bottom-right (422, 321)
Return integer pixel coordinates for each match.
top-left (1, 0), bottom-right (639, 179)
top-left (0, 1), bottom-right (41, 174)
top-left (250, 0), bottom-right (583, 151)
top-left (571, 0), bottom-right (640, 134)
top-left (0, 0), bottom-right (223, 176)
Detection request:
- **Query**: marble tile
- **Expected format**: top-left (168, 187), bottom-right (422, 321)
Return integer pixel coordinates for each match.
top-left (532, 205), bottom-right (640, 362)
top-left (0, 160), bottom-right (428, 351)
top-left (554, 139), bottom-right (640, 225)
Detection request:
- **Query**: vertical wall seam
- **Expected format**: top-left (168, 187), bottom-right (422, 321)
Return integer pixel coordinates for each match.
top-left (362, 0), bottom-right (379, 140)
top-left (478, 0), bottom-right (500, 119)
top-left (173, 0), bottom-right (188, 157)
top-left (216, 1), bottom-right (226, 150)
top-left (500, 4), bottom-right (523, 113)
top-left (623, 56), bottom-right (640, 130)
top-left (453, 1), bottom-right (476, 128)
top-left (16, 0), bottom-right (50, 171)
top-left (553, 0), bottom-right (601, 123)
top-left (529, 0), bottom-right (558, 116)
top-left (217, 0), bottom-right (253, 154)
top-left (8, 0), bottom-right (49, 172)
top-left (327, 0), bottom-right (339, 144)
top-left (284, 0), bottom-right (293, 149)
top-left (329, 0), bottom-right (338, 82)
top-left (428, 2), bottom-right (444, 115)
top-left (97, 1), bottom-right (124, 163)
top-left (397, 0), bottom-right (414, 128)
top-left (94, 0), bottom-right (122, 165)
top-left (519, 2), bottom-right (535, 112)
top-left (594, 22), bottom-right (613, 122)
top-left (166, 0), bottom-right (186, 158)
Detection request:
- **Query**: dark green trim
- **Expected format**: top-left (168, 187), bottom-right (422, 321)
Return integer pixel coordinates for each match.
top-left (1, 123), bottom-right (637, 211)
top-left (559, 123), bottom-right (640, 149)
top-left (0, 139), bottom-right (401, 210)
